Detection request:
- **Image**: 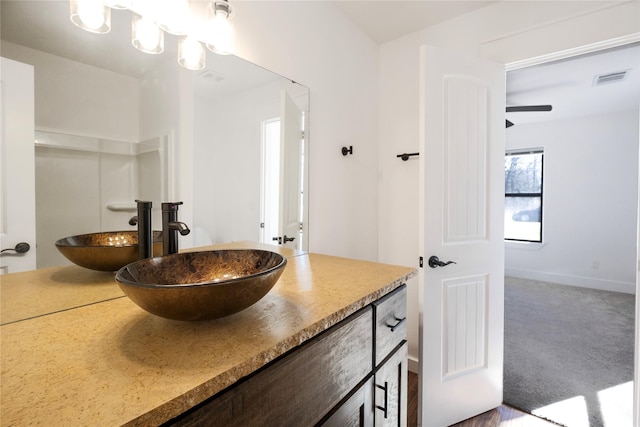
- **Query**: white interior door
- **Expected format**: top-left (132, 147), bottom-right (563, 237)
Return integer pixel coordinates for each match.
top-left (0, 57), bottom-right (36, 274)
top-left (418, 45), bottom-right (505, 426)
top-left (260, 118), bottom-right (281, 247)
top-left (279, 91), bottom-right (302, 250)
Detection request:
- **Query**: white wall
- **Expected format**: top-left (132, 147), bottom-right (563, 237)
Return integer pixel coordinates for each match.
top-left (378, 1), bottom-right (640, 369)
top-left (0, 41), bottom-right (139, 141)
top-left (505, 110), bottom-right (639, 293)
top-left (34, 145), bottom-right (101, 268)
top-left (225, 1), bottom-right (380, 261)
top-left (192, 80), bottom-right (282, 244)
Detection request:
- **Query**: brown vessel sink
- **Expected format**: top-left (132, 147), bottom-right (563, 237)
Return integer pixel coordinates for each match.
top-left (55, 231), bottom-right (163, 272)
top-left (115, 249), bottom-right (287, 321)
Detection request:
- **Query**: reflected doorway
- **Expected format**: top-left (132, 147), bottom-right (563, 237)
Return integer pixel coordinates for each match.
top-left (259, 91), bottom-right (305, 252)
top-left (260, 118), bottom-right (281, 247)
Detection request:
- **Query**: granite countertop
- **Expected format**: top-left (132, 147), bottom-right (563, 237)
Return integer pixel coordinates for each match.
top-left (0, 242), bottom-right (416, 426)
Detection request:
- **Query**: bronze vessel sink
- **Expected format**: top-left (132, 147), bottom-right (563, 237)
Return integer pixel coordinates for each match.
top-left (115, 249), bottom-right (287, 321)
top-left (55, 231), bottom-right (163, 272)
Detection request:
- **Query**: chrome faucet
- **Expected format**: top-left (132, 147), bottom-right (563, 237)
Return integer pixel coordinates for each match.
top-left (161, 201), bottom-right (190, 255)
top-left (129, 200), bottom-right (153, 260)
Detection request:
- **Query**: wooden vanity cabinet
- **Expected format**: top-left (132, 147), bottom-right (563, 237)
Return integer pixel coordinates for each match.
top-left (322, 285), bottom-right (408, 427)
top-left (168, 285), bottom-right (407, 427)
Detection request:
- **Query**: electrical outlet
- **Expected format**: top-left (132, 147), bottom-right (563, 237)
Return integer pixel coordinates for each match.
top-left (592, 260), bottom-right (600, 270)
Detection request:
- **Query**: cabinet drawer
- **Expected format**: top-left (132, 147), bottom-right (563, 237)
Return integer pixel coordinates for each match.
top-left (170, 307), bottom-right (373, 426)
top-left (373, 285), bottom-right (407, 366)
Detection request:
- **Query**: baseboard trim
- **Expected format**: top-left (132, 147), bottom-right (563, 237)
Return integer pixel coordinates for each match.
top-left (505, 268), bottom-right (636, 294)
top-left (408, 355), bottom-right (419, 373)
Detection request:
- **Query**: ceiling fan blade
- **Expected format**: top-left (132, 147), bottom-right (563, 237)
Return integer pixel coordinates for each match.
top-left (506, 119), bottom-right (514, 128)
top-left (506, 105), bottom-right (552, 112)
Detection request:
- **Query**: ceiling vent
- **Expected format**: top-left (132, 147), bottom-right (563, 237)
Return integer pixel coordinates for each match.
top-left (593, 69), bottom-right (630, 86)
top-left (197, 69), bottom-right (227, 83)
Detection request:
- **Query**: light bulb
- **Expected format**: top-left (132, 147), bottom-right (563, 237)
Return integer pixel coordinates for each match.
top-left (205, 1), bottom-right (234, 55)
top-left (70, 0), bottom-right (111, 33)
top-left (178, 36), bottom-right (206, 70)
top-left (132, 14), bottom-right (164, 54)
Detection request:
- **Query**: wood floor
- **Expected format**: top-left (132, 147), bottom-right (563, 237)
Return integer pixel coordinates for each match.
top-left (407, 372), bottom-right (560, 427)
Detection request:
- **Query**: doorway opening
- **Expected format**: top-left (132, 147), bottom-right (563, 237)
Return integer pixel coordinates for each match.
top-left (258, 92), bottom-right (306, 252)
top-left (503, 42), bottom-right (639, 426)
top-left (260, 117), bottom-right (281, 246)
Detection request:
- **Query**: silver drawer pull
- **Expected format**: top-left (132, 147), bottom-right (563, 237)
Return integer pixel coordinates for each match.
top-left (387, 316), bottom-right (406, 332)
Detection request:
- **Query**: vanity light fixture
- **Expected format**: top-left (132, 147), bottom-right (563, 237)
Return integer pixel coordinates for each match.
top-left (70, 0), bottom-right (111, 34)
top-left (178, 35), bottom-right (206, 70)
top-left (132, 13), bottom-right (164, 54)
top-left (205, 0), bottom-right (234, 55)
top-left (69, 0), bottom-right (236, 70)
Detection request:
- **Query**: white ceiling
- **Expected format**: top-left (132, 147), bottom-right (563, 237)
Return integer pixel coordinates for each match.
top-left (506, 43), bottom-right (640, 126)
top-left (331, 0), bottom-right (497, 44)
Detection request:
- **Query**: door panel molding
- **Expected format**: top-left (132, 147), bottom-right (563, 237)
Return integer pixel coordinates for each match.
top-left (442, 275), bottom-right (488, 379)
top-left (443, 76), bottom-right (488, 242)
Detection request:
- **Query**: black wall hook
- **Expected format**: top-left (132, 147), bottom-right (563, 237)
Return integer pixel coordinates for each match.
top-left (342, 146), bottom-right (353, 156)
top-left (397, 152), bottom-right (419, 161)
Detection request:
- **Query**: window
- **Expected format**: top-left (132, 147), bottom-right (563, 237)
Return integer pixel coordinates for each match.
top-left (505, 150), bottom-right (543, 242)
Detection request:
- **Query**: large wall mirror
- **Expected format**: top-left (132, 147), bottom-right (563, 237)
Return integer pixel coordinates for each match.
top-left (1, 1), bottom-right (310, 270)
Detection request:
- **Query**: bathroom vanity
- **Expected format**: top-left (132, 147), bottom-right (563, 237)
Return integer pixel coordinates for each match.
top-left (0, 242), bottom-right (416, 426)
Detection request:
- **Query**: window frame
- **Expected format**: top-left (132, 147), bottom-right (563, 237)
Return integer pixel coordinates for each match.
top-left (504, 149), bottom-right (544, 243)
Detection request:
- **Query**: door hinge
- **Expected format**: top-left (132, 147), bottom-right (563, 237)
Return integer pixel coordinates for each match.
top-left (419, 256), bottom-right (424, 268)
top-left (260, 222), bottom-right (265, 229)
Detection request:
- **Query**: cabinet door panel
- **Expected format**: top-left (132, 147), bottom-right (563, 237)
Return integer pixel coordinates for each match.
top-left (321, 377), bottom-right (374, 427)
top-left (375, 342), bottom-right (408, 427)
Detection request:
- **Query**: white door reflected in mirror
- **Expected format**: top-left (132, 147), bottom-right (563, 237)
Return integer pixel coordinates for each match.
top-left (260, 91), bottom-right (305, 251)
top-left (0, 57), bottom-right (36, 274)
top-left (261, 118), bottom-right (281, 247)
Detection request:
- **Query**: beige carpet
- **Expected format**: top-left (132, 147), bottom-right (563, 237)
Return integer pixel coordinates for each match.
top-left (503, 277), bottom-right (634, 427)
